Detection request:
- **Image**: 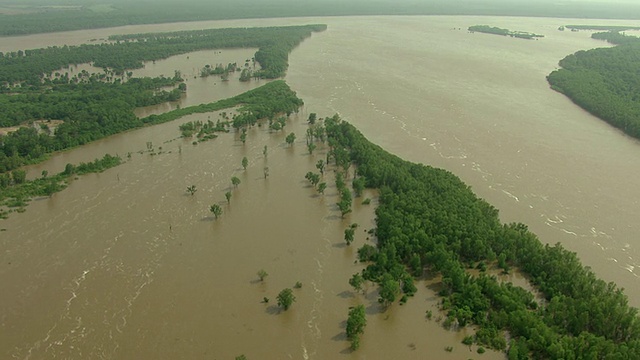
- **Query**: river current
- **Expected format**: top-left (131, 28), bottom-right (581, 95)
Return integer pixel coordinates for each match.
top-left (1, 15), bottom-right (639, 359)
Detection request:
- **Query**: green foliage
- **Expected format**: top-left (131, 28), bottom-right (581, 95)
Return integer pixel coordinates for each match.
top-left (209, 204), bottom-right (222, 219)
top-left (317, 182), bottom-right (327, 194)
top-left (346, 304), bottom-right (367, 350)
top-left (0, 1), bottom-right (634, 37)
top-left (186, 185), bottom-right (197, 195)
top-left (352, 176), bottom-right (365, 197)
top-left (257, 269), bottom-right (268, 281)
top-left (242, 156), bottom-right (248, 170)
top-left (304, 171), bottom-right (320, 188)
top-left (349, 272), bottom-right (365, 293)
top-left (277, 288), bottom-right (295, 310)
top-left (225, 191), bottom-right (232, 203)
top-left (231, 176), bottom-right (241, 188)
top-left (547, 41), bottom-right (640, 140)
top-left (294, 281), bottom-right (302, 289)
top-left (0, 153), bottom-right (121, 218)
top-left (462, 335), bottom-right (474, 346)
top-left (315, 159), bottom-right (325, 174)
top-left (0, 25), bottom-right (314, 174)
top-left (179, 119), bottom-right (227, 139)
top-left (344, 223), bottom-right (358, 246)
top-left (468, 25), bottom-right (544, 39)
top-left (307, 142), bottom-right (316, 154)
top-left (285, 132), bottom-right (296, 146)
top-left (323, 115), bottom-right (640, 357)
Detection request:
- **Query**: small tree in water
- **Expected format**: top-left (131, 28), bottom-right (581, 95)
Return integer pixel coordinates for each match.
top-left (277, 288), bottom-right (296, 310)
top-left (186, 185), bottom-right (197, 195)
top-left (257, 269), bottom-right (268, 281)
top-left (210, 204), bottom-right (222, 219)
top-left (231, 176), bottom-right (241, 188)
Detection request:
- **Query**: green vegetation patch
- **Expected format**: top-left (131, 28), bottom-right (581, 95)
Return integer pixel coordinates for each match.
top-left (547, 37), bottom-right (640, 139)
top-left (0, 154), bottom-right (122, 219)
top-left (0, 25), bottom-right (321, 175)
top-left (324, 116), bottom-right (640, 357)
top-left (468, 25), bottom-right (544, 40)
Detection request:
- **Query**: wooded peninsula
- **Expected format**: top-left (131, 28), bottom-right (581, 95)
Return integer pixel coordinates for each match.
top-left (547, 31), bottom-right (640, 139)
top-left (1, 19), bottom-right (640, 359)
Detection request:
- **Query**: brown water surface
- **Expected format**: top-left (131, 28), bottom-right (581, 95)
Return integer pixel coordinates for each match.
top-left (2, 15), bottom-right (640, 359)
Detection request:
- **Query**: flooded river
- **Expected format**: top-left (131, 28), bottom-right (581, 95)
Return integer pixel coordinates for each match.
top-left (1, 15), bottom-right (640, 359)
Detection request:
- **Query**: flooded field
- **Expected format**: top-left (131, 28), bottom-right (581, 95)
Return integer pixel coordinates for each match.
top-left (2, 15), bottom-right (640, 359)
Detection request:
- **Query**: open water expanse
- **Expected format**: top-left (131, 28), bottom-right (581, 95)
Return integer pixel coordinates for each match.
top-left (1, 15), bottom-right (640, 359)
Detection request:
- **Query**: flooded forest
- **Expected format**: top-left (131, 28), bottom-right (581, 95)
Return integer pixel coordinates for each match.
top-left (2, 10), bottom-right (640, 360)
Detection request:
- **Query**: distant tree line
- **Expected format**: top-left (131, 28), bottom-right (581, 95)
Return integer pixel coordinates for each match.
top-left (323, 115), bottom-right (640, 358)
top-left (468, 25), bottom-right (544, 39)
top-left (0, 0), bottom-right (637, 36)
top-left (547, 33), bottom-right (640, 140)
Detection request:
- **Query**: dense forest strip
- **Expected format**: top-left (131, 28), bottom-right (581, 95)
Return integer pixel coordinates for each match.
top-left (547, 33), bottom-right (640, 140)
top-left (591, 30), bottom-right (640, 45)
top-left (0, 24), bottom-right (320, 174)
top-left (1, 0), bottom-right (640, 36)
top-left (0, 154), bottom-right (122, 219)
top-left (468, 25), bottom-right (544, 39)
top-left (566, 25), bottom-right (640, 31)
top-left (0, 79), bottom-right (303, 175)
top-left (141, 80), bottom-right (304, 127)
top-left (323, 116), bottom-right (640, 358)
top-left (0, 25), bottom-right (326, 85)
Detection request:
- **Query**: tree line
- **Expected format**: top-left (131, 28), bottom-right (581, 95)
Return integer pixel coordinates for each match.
top-left (547, 32), bottom-right (640, 140)
top-left (0, 25), bottom-right (326, 86)
top-left (0, 23), bottom-right (318, 174)
top-left (322, 115), bottom-right (640, 358)
top-left (0, 0), bottom-right (637, 36)
top-left (0, 153), bottom-right (122, 219)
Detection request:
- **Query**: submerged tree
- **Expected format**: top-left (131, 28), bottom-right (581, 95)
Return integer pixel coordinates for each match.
top-left (346, 305), bottom-right (367, 350)
top-left (317, 182), bottom-right (327, 194)
top-left (186, 184), bottom-right (197, 195)
top-left (231, 176), bottom-right (241, 188)
top-left (277, 288), bottom-right (296, 310)
top-left (225, 191), bottom-right (232, 204)
top-left (344, 223), bottom-right (358, 245)
top-left (242, 156), bottom-right (249, 170)
top-left (210, 204), bottom-right (222, 219)
top-left (349, 273), bottom-right (365, 293)
top-left (316, 159), bottom-right (325, 175)
top-left (286, 132), bottom-right (296, 146)
top-left (257, 269), bottom-right (268, 281)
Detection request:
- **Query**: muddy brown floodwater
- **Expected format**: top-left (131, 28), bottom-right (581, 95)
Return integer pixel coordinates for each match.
top-left (2, 15), bottom-right (640, 360)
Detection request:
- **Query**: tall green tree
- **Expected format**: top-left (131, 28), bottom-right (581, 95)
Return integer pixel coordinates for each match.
top-left (346, 305), bottom-right (367, 350)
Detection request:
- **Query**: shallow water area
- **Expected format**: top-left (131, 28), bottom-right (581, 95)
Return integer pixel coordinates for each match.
top-left (2, 14), bottom-right (640, 359)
